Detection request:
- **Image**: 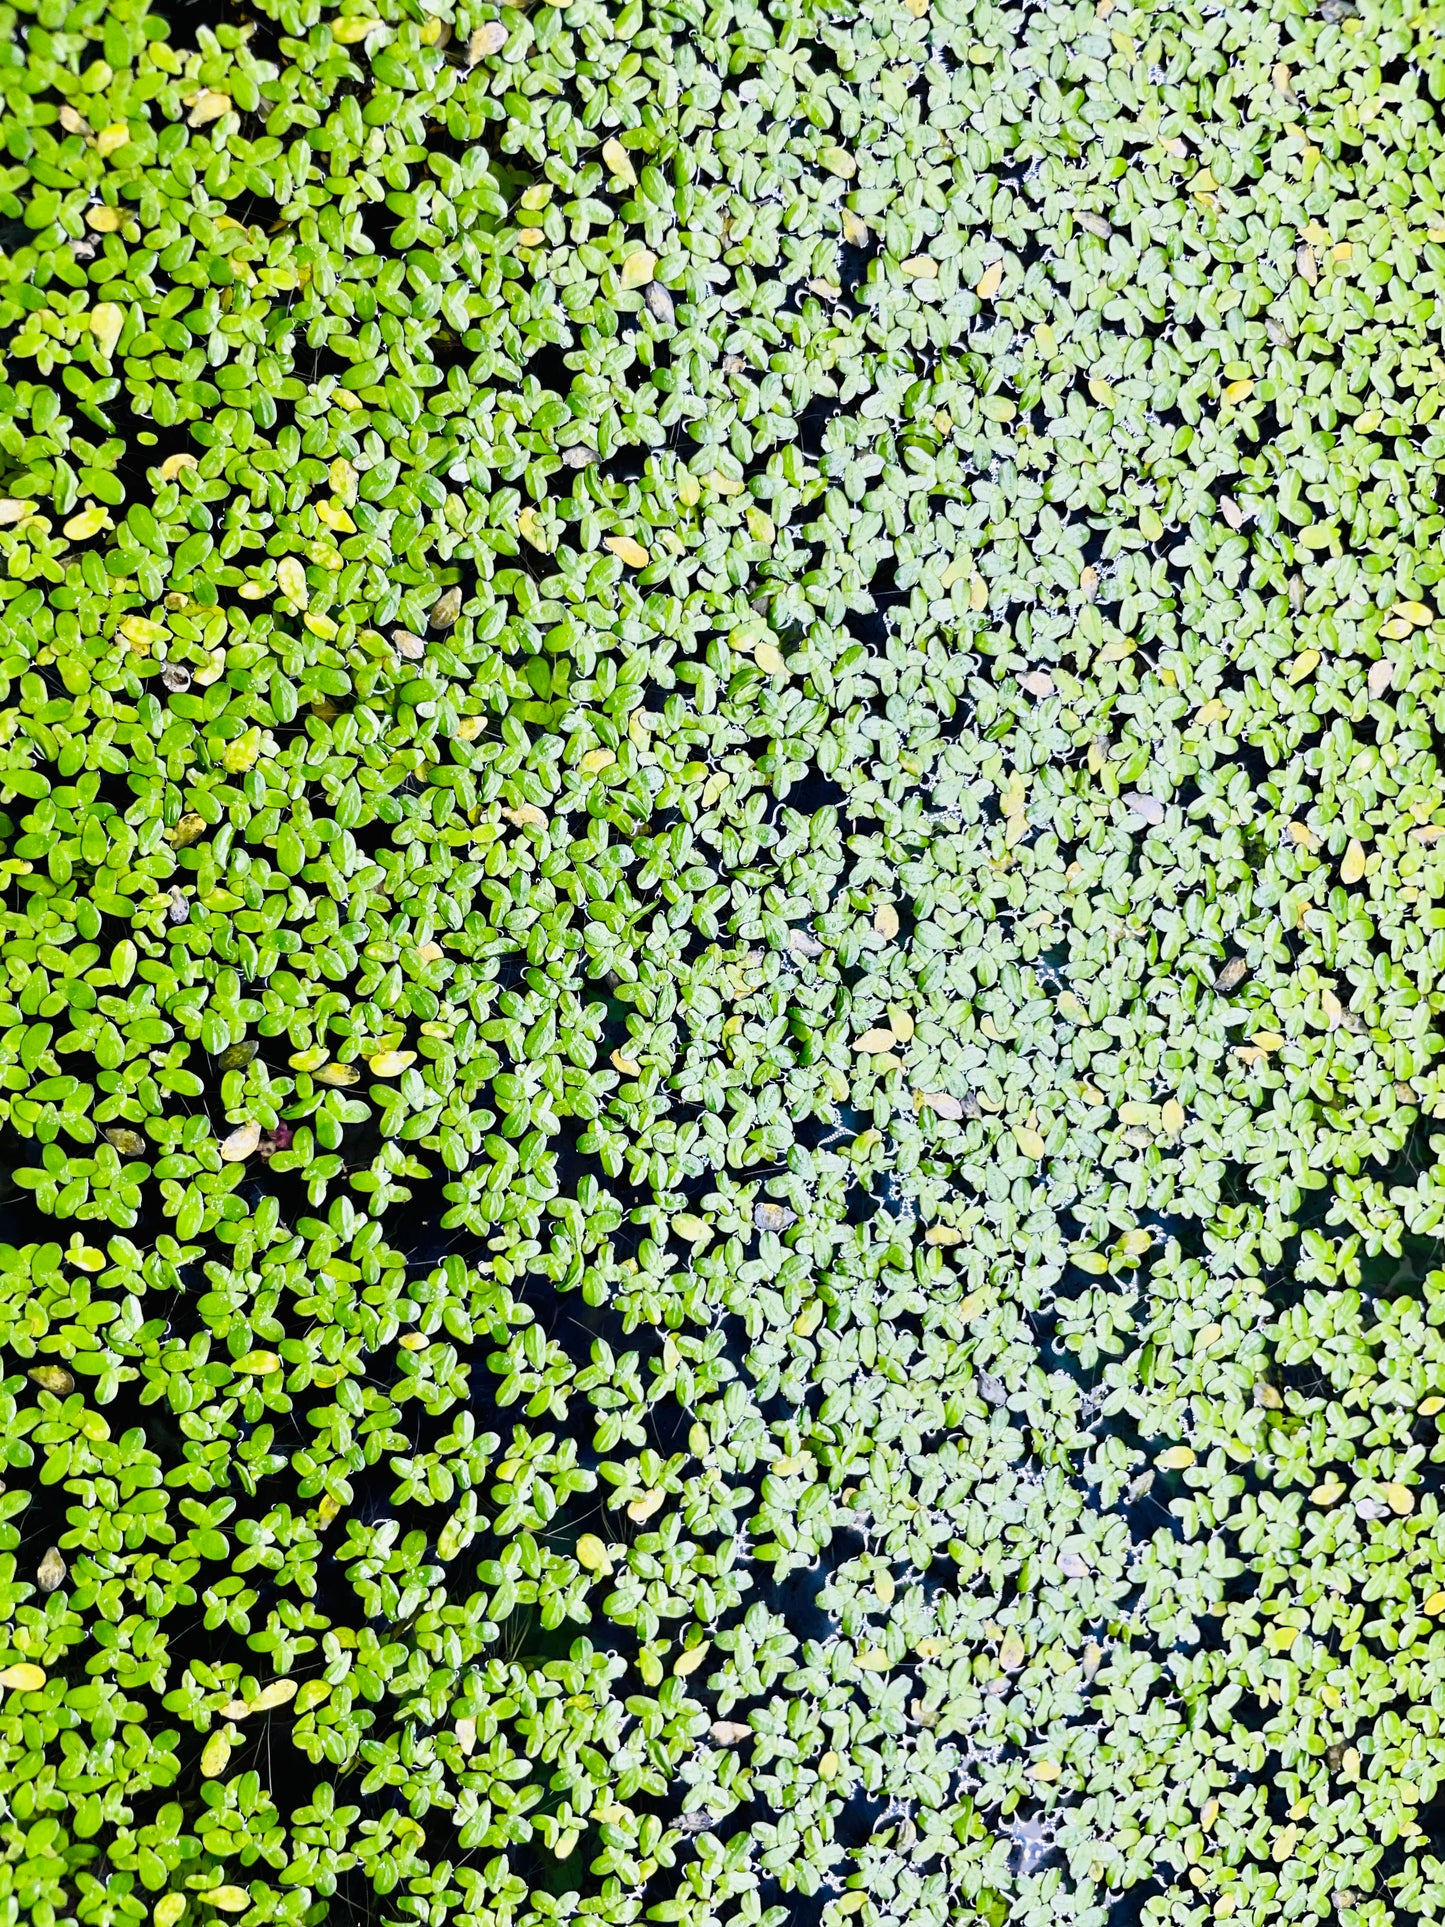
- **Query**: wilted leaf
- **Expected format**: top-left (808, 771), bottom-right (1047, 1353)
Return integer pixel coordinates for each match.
top-left (218, 1122), bottom-right (260, 1162)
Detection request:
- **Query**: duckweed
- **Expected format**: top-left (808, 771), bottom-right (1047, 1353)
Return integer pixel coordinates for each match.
top-left (2, 0), bottom-right (1445, 1925)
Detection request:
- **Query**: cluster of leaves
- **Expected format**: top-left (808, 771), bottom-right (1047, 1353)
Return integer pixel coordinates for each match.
top-left (5, 0), bottom-right (1445, 1924)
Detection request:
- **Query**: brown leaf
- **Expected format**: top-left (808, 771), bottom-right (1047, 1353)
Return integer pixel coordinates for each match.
top-left (28, 1366), bottom-right (74, 1394)
top-left (754, 1202), bottom-right (797, 1233)
top-left (218, 1122), bottom-right (261, 1162)
top-left (918, 1091), bottom-right (964, 1121)
top-left (429, 587), bottom-right (462, 629)
top-left (468, 22), bottom-right (508, 59)
top-left (36, 1547), bottom-right (67, 1593)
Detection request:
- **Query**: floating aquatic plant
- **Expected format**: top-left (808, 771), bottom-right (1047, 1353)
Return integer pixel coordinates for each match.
top-left (0, 0), bottom-right (1443, 1924)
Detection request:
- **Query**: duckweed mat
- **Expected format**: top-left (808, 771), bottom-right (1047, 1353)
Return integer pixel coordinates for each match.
top-left (2, 0), bottom-right (1445, 1923)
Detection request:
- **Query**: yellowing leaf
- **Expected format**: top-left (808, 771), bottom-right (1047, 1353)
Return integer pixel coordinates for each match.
top-left (1013, 1125), bottom-right (1047, 1160)
top-left (96, 122), bottom-right (131, 157)
top-left (579, 747), bottom-right (616, 775)
top-left (200, 1731), bottom-right (231, 1778)
top-left (753, 641), bottom-right (787, 674)
top-left (1394, 599), bottom-right (1434, 627)
top-left (248, 1678), bottom-right (298, 1713)
top-left (1160, 1098), bottom-right (1186, 1136)
top-left (314, 499), bottom-right (356, 535)
top-left (516, 504), bottom-right (551, 551)
top-left (855, 1647), bottom-right (890, 1671)
top-left (620, 249), bottom-right (657, 290)
top-left (901, 254), bottom-right (938, 279)
top-left (235, 1350), bottom-right (280, 1375)
top-left (886, 1004), bottom-right (914, 1044)
top-left (1311, 1478), bottom-right (1345, 1506)
top-left (854, 1027), bottom-right (897, 1054)
top-left (1157, 1446), bottom-right (1196, 1470)
top-left (671, 1213), bottom-right (710, 1244)
top-left (673, 1641), bottom-right (710, 1676)
top-left (63, 505), bottom-right (111, 542)
top-left (576, 1534), bottom-right (610, 1573)
top-left (1341, 839), bottom-right (1368, 884)
top-left (602, 137), bottom-right (637, 186)
top-left (87, 205), bottom-right (123, 233)
top-left (873, 902), bottom-right (899, 939)
top-left (1223, 378), bottom-right (1254, 403)
top-left (0, 1664), bottom-right (45, 1692)
top-left (314, 1061), bottom-right (361, 1085)
top-left (119, 615), bottom-right (165, 652)
top-left (605, 535), bottom-right (650, 568)
top-left (277, 556), bottom-right (308, 607)
top-left (969, 572), bottom-right (988, 611)
top-left (975, 259), bottom-right (1004, 299)
top-left (818, 1750), bottom-right (841, 1780)
top-left (187, 90), bottom-right (232, 127)
top-left (819, 144), bottom-right (857, 177)
top-left (1031, 1759), bottom-right (1062, 1781)
top-left (155, 1896), bottom-right (188, 1927)
top-left (368, 1051), bottom-right (417, 1077)
top-left (1286, 648), bottom-right (1320, 683)
top-left (999, 1632), bottom-right (1026, 1672)
top-left (1383, 1482), bottom-right (1416, 1515)
top-left (197, 1890), bottom-right (249, 1915)
top-left (1424, 1592), bottom-right (1445, 1615)
top-left (89, 302), bottom-right (125, 359)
